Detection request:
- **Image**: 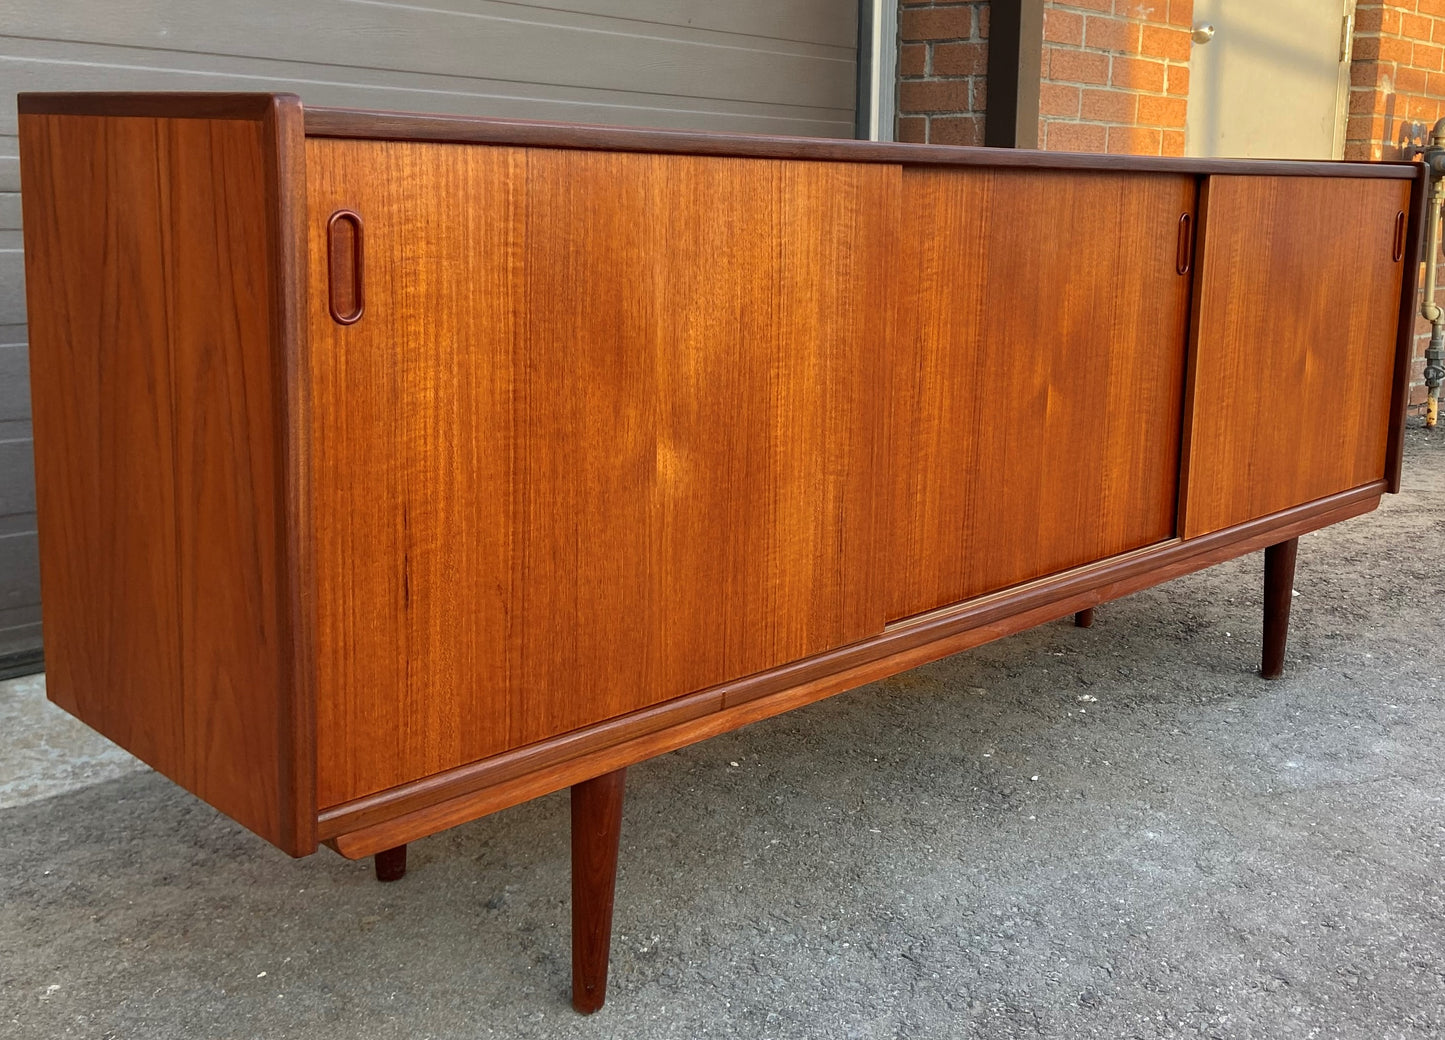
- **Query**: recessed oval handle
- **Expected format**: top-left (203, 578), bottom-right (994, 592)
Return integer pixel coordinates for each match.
top-left (1393, 210), bottom-right (1407, 263)
top-left (1176, 212), bottom-right (1194, 275)
top-left (327, 210), bottom-right (364, 325)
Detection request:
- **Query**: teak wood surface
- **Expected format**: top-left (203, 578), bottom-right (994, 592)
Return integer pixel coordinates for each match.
top-left (885, 168), bottom-right (1195, 621)
top-left (307, 139), bottom-right (895, 807)
top-left (321, 485), bottom-right (1384, 857)
top-left (13, 93), bottom-right (1425, 867)
top-left (1181, 175), bottom-right (1411, 538)
top-left (18, 102), bottom-right (315, 854)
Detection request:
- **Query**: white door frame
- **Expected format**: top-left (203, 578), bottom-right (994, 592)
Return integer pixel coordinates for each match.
top-left (858, 0), bottom-right (898, 140)
top-left (1332, 0), bottom-right (1357, 160)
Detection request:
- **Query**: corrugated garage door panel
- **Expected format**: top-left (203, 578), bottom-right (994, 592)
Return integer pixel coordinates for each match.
top-left (1, 110), bottom-right (32, 659)
top-left (0, 324), bottom-right (36, 659)
top-left (0, 0), bottom-right (859, 666)
top-left (0, 1), bottom-right (857, 137)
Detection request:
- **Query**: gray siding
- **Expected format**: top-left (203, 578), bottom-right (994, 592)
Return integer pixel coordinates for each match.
top-left (0, 331), bottom-right (36, 658)
top-left (0, 0), bottom-right (859, 665)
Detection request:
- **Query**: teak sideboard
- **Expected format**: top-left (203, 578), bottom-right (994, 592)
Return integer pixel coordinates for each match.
top-left (17, 93), bottom-right (1424, 1013)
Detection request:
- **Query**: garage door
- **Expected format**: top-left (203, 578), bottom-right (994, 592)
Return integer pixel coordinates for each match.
top-left (0, 0), bottom-right (860, 676)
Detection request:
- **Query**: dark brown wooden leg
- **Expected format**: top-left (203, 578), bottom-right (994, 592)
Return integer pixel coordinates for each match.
top-left (1261, 537), bottom-right (1299, 680)
top-left (374, 844), bottom-right (407, 882)
top-left (1074, 608), bottom-right (1095, 628)
top-left (571, 767), bottom-right (627, 1015)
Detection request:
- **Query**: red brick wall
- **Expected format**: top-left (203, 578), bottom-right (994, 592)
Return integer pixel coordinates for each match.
top-left (896, 1), bottom-right (991, 144)
top-left (895, 0), bottom-right (1194, 154)
top-left (1038, 1), bottom-right (1193, 155)
top-left (1348, 1), bottom-right (1445, 162)
top-left (1348, 1), bottom-right (1443, 414)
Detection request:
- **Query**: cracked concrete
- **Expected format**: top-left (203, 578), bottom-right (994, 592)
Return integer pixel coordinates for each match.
top-left (2, 429), bottom-right (1443, 1039)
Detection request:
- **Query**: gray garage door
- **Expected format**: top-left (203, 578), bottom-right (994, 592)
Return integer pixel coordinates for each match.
top-left (0, 0), bottom-right (860, 676)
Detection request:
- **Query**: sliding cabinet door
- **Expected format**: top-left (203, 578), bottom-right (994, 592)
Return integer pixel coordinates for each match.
top-left (886, 168), bottom-right (1195, 622)
top-left (1180, 175), bottom-right (1411, 538)
top-left (306, 139), bottom-right (897, 806)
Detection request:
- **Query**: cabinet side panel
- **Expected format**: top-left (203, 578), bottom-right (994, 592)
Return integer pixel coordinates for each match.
top-left (886, 168), bottom-right (1194, 621)
top-left (1181, 176), bottom-right (1409, 539)
top-left (20, 114), bottom-right (184, 777)
top-left (307, 139), bottom-right (895, 806)
top-left (19, 111), bottom-right (305, 852)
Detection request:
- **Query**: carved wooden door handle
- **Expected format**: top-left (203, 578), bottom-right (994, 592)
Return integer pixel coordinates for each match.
top-left (327, 210), bottom-right (365, 324)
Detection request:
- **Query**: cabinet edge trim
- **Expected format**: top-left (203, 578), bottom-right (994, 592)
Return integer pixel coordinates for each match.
top-left (301, 107), bottom-right (1420, 179)
top-left (264, 94), bottom-right (318, 857)
top-left (1386, 161), bottom-right (1431, 493)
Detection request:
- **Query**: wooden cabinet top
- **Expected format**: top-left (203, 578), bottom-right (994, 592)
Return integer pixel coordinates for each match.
top-left (17, 91), bottom-right (1422, 180)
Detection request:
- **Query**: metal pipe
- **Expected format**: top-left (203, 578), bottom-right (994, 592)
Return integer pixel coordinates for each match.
top-left (1418, 119), bottom-right (1445, 427)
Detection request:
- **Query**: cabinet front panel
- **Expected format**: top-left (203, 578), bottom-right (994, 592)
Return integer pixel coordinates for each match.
top-left (885, 168), bottom-right (1195, 622)
top-left (1180, 176), bottom-right (1409, 539)
top-left (307, 139), bottom-right (895, 806)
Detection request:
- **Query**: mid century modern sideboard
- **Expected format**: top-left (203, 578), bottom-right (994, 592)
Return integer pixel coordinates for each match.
top-left (17, 93), bottom-right (1424, 1013)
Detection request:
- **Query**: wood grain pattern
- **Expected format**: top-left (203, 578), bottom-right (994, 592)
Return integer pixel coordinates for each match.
top-left (20, 97), bottom-right (1419, 870)
top-left (21, 113), bottom-right (182, 790)
top-left (307, 139), bottom-right (895, 807)
top-left (321, 481), bottom-right (1384, 855)
top-left (19, 108), bottom-right (312, 853)
top-left (264, 95), bottom-right (318, 857)
top-left (1181, 176), bottom-right (1411, 539)
top-left (885, 167), bottom-right (1195, 621)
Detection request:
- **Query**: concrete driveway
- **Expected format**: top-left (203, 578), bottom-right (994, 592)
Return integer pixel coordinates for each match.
top-left (3, 431), bottom-right (1443, 1040)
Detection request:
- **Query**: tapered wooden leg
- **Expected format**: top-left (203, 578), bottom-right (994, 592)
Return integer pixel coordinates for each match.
top-left (374, 844), bottom-right (407, 882)
top-left (571, 767), bottom-right (627, 1015)
top-left (1074, 608), bottom-right (1095, 628)
top-left (1261, 537), bottom-right (1299, 680)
